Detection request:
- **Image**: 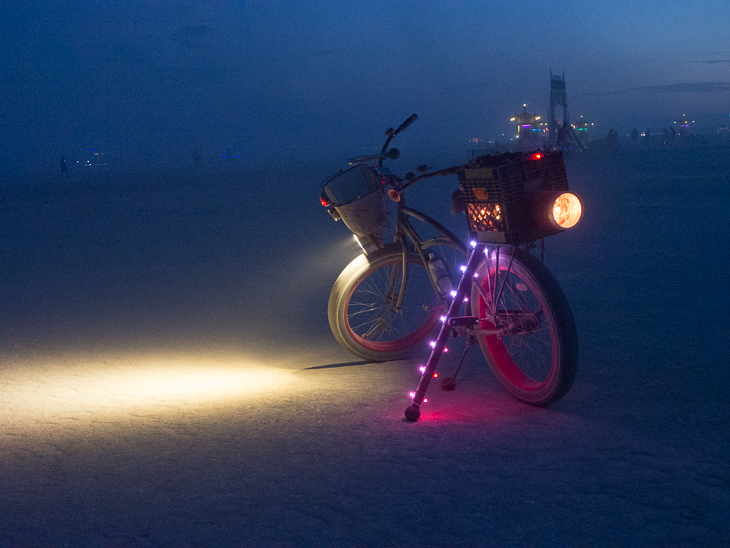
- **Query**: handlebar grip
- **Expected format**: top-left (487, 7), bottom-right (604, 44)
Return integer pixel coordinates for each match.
top-left (394, 113), bottom-right (418, 135)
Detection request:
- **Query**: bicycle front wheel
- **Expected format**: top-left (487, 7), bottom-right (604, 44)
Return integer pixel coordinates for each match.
top-left (470, 247), bottom-right (578, 405)
top-left (328, 241), bottom-right (460, 362)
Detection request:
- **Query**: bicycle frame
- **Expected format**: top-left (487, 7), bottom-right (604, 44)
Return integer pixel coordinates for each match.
top-left (393, 172), bottom-right (536, 336)
top-left (405, 241), bottom-right (488, 420)
top-left (395, 205), bottom-right (466, 298)
top-left (363, 168), bottom-right (546, 408)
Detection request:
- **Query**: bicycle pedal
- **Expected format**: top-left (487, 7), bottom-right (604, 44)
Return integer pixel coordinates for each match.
top-left (447, 316), bottom-right (479, 327)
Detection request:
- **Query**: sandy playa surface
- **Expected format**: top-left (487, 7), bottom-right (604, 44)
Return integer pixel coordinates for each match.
top-left (1, 146), bottom-right (729, 546)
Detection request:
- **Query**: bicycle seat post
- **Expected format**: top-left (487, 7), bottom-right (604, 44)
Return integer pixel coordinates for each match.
top-left (404, 242), bottom-right (486, 422)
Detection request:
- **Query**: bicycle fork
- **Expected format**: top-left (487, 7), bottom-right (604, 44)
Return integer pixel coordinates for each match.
top-left (404, 242), bottom-right (487, 422)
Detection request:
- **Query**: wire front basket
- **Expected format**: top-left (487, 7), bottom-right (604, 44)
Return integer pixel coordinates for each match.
top-left (323, 164), bottom-right (387, 236)
top-left (457, 151), bottom-right (570, 245)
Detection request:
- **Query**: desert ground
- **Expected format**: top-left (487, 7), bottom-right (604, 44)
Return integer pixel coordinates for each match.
top-left (1, 144), bottom-right (728, 546)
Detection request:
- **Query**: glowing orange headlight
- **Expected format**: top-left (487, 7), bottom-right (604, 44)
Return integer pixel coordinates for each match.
top-left (551, 192), bottom-right (582, 228)
top-left (530, 191), bottom-right (583, 231)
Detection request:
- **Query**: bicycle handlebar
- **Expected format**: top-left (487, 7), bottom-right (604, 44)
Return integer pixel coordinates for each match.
top-left (403, 166), bottom-right (460, 189)
top-left (348, 154), bottom-right (383, 164)
top-left (344, 114), bottom-right (458, 188)
top-left (380, 114), bottom-right (418, 160)
top-left (393, 113), bottom-right (418, 135)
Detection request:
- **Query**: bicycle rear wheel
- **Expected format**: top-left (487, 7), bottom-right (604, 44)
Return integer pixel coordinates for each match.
top-left (470, 247), bottom-right (578, 405)
top-left (329, 240), bottom-right (462, 362)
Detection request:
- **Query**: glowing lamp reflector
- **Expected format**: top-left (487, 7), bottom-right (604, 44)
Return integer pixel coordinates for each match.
top-left (552, 192), bottom-right (583, 228)
top-left (530, 191), bottom-right (583, 230)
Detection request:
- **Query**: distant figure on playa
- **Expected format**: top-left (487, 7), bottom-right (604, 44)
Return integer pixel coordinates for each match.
top-left (606, 129), bottom-right (618, 151)
top-left (60, 155), bottom-right (68, 177)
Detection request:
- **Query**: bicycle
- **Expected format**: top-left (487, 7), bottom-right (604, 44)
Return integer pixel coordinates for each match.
top-left (320, 115), bottom-right (583, 421)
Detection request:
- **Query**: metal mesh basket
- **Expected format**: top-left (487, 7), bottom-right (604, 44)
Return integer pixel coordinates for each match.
top-left (323, 164), bottom-right (387, 236)
top-left (457, 151), bottom-right (570, 245)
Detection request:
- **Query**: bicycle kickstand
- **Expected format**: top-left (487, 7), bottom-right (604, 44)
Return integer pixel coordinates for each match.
top-left (404, 242), bottom-right (486, 422)
top-left (440, 335), bottom-right (476, 391)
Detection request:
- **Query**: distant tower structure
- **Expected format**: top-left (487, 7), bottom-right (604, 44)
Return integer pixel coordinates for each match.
top-left (549, 70), bottom-right (568, 140)
top-left (510, 104), bottom-right (542, 150)
top-left (549, 70), bottom-right (584, 151)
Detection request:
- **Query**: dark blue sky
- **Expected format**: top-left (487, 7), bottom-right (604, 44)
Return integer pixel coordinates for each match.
top-left (2, 1), bottom-right (729, 174)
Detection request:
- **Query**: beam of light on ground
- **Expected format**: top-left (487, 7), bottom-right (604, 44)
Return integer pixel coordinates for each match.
top-left (0, 350), bottom-right (308, 439)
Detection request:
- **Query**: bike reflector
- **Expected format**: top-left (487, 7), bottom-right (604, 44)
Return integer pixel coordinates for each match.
top-left (528, 152), bottom-right (543, 161)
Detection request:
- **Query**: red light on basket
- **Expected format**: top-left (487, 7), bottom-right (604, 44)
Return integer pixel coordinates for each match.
top-left (320, 195), bottom-right (330, 207)
top-left (529, 152), bottom-right (543, 161)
